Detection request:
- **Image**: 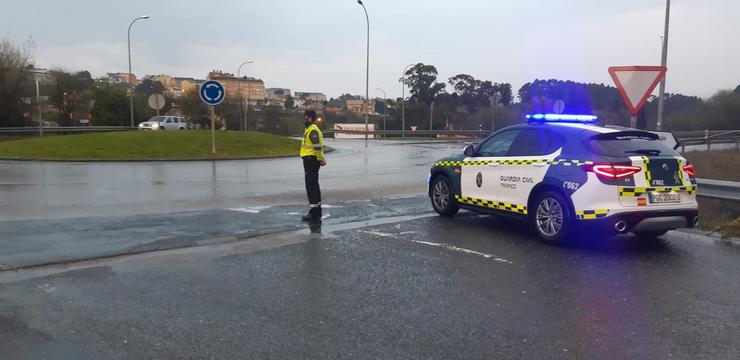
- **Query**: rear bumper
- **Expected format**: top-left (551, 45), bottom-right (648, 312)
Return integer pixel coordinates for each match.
top-left (578, 209), bottom-right (699, 234)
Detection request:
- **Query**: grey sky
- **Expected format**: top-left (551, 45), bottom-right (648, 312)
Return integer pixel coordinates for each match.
top-left (3, 0), bottom-right (738, 99)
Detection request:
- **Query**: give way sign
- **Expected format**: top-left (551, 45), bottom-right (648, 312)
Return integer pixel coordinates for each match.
top-left (608, 66), bottom-right (667, 116)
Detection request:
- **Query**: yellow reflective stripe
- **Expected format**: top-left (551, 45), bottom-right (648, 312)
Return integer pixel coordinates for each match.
top-left (454, 195), bottom-right (528, 215)
top-left (576, 209), bottom-right (609, 220)
top-left (642, 156), bottom-right (653, 185)
top-left (675, 156), bottom-right (686, 187)
top-left (433, 159), bottom-right (595, 167)
top-left (618, 185), bottom-right (697, 197)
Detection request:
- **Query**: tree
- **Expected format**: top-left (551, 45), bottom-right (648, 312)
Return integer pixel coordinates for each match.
top-left (0, 39), bottom-right (34, 127)
top-left (285, 95), bottom-right (295, 109)
top-left (135, 79), bottom-right (165, 96)
top-left (49, 69), bottom-right (95, 125)
top-left (405, 63), bottom-right (446, 105)
top-left (90, 84), bottom-right (129, 126)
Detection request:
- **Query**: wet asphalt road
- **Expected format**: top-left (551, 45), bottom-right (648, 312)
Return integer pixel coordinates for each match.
top-left (1, 213), bottom-right (739, 359)
top-left (0, 139), bottom-right (463, 221)
top-left (1, 139), bottom-right (740, 359)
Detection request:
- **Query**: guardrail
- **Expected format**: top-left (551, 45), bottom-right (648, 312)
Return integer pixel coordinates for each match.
top-left (697, 178), bottom-right (740, 202)
top-left (676, 130), bottom-right (740, 152)
top-left (324, 129), bottom-right (489, 138)
top-left (0, 126), bottom-right (136, 135)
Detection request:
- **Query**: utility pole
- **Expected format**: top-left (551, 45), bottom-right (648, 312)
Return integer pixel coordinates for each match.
top-left (127, 15), bottom-right (150, 128)
top-left (429, 101), bottom-right (434, 138)
top-left (400, 63), bottom-right (414, 138)
top-left (657, 0), bottom-right (670, 130)
top-left (357, 0), bottom-right (370, 147)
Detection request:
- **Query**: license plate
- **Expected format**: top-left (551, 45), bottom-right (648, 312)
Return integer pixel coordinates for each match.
top-left (648, 192), bottom-right (681, 204)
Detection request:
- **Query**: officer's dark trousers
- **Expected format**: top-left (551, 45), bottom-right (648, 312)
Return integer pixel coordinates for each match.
top-left (302, 156), bottom-right (322, 217)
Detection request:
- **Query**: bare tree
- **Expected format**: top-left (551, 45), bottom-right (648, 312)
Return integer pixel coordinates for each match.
top-left (0, 38), bottom-right (34, 127)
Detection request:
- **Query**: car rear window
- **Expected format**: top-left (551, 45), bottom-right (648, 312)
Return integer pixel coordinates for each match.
top-left (586, 131), bottom-right (675, 157)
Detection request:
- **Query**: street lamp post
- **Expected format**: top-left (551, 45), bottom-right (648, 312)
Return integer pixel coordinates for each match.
top-left (357, 0), bottom-right (370, 146)
top-left (376, 88), bottom-right (386, 138)
top-left (657, 0), bottom-right (670, 130)
top-left (237, 60), bottom-right (254, 132)
top-left (400, 63), bottom-right (414, 138)
top-left (127, 15), bottom-right (150, 128)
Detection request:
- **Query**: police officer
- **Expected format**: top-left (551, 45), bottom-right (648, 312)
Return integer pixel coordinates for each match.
top-left (300, 110), bottom-right (326, 222)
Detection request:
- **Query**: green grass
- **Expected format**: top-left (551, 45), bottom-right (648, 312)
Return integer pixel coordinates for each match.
top-left (697, 197), bottom-right (740, 238)
top-left (0, 131), bottom-right (302, 160)
top-left (684, 148), bottom-right (740, 182)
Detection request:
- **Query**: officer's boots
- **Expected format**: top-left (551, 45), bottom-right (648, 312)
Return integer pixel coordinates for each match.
top-left (301, 206), bottom-right (322, 223)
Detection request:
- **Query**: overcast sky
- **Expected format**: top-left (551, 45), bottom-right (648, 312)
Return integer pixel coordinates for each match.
top-left (2, 0), bottom-right (738, 99)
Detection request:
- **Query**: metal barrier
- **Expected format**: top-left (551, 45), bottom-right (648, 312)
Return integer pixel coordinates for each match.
top-left (676, 130), bottom-right (740, 152)
top-left (697, 178), bottom-right (740, 202)
top-left (0, 126), bottom-right (136, 135)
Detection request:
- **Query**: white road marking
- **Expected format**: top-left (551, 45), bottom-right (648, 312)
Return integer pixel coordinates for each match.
top-left (360, 230), bottom-right (397, 238)
top-left (229, 206), bottom-right (271, 214)
top-left (411, 240), bottom-right (512, 264)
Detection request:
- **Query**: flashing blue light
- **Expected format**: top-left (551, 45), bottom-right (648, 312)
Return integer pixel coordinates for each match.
top-left (525, 113), bottom-right (598, 123)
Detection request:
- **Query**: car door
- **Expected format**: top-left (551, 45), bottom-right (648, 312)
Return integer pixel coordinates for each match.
top-left (495, 129), bottom-right (565, 212)
top-left (460, 129), bottom-right (521, 207)
top-left (163, 117), bottom-right (173, 130)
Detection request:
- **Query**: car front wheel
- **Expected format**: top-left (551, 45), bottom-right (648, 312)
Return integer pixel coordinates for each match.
top-left (533, 191), bottom-right (573, 245)
top-left (430, 175), bottom-right (459, 217)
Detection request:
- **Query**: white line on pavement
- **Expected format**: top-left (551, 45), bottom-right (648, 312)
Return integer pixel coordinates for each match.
top-left (411, 240), bottom-right (513, 264)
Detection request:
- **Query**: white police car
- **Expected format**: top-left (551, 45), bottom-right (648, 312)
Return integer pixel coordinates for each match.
top-left (428, 114), bottom-right (699, 244)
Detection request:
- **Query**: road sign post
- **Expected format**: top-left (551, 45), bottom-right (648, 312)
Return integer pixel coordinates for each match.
top-left (147, 94), bottom-right (166, 116)
top-left (199, 80), bottom-right (226, 156)
top-left (608, 66), bottom-right (667, 129)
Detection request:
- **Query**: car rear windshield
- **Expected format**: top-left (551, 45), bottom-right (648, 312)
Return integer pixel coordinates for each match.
top-left (586, 131), bottom-right (675, 157)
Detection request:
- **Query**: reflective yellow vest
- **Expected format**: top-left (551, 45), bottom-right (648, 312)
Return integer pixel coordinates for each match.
top-left (300, 124), bottom-right (324, 159)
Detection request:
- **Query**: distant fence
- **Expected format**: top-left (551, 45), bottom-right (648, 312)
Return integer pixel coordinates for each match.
top-left (0, 126), bottom-right (135, 135)
top-left (1, 127), bottom-right (739, 150)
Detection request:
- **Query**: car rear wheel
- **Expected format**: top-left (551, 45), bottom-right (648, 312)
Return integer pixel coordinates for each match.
top-left (431, 175), bottom-right (459, 217)
top-left (533, 191), bottom-right (573, 245)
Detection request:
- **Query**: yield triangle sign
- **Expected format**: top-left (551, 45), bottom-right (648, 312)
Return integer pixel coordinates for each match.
top-left (608, 66), bottom-right (667, 116)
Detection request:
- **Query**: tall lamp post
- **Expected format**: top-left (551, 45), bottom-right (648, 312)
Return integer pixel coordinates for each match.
top-left (127, 15), bottom-right (150, 128)
top-left (357, 0), bottom-right (370, 146)
top-left (400, 63), bottom-right (414, 138)
top-left (237, 60), bottom-right (254, 132)
top-left (376, 88), bottom-right (386, 138)
top-left (656, 0), bottom-right (670, 130)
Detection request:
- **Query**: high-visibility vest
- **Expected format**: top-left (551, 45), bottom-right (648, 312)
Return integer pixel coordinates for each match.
top-left (300, 124), bottom-right (324, 159)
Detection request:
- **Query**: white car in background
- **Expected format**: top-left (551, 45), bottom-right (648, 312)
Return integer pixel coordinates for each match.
top-left (138, 116), bottom-right (188, 131)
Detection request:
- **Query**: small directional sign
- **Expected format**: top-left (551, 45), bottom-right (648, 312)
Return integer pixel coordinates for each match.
top-left (199, 80), bottom-right (225, 106)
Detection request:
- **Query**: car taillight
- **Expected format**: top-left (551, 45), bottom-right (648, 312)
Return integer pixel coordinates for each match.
top-left (585, 164), bottom-right (642, 179)
top-left (682, 164), bottom-right (696, 177)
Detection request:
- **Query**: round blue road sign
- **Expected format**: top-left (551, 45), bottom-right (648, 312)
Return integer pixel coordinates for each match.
top-left (199, 80), bottom-right (226, 106)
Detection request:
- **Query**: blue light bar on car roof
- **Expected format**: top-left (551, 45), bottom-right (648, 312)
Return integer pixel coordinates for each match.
top-left (525, 113), bottom-right (599, 123)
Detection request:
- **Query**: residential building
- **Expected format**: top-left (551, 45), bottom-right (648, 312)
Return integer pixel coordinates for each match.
top-left (174, 77), bottom-right (205, 93)
top-left (346, 99), bottom-right (376, 114)
top-left (207, 70), bottom-right (265, 105)
top-left (295, 92), bottom-right (327, 103)
top-left (265, 88), bottom-right (292, 108)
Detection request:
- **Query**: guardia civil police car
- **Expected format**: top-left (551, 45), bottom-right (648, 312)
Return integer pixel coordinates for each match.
top-left (428, 114), bottom-right (699, 244)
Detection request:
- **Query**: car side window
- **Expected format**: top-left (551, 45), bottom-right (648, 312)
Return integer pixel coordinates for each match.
top-left (165, 118), bottom-right (172, 124)
top-left (477, 130), bottom-right (520, 157)
top-left (506, 129), bottom-right (564, 156)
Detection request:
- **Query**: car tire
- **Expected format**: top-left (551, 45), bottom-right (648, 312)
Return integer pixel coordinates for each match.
top-left (430, 175), bottom-right (459, 217)
top-left (634, 230), bottom-right (668, 239)
top-left (532, 190), bottom-right (574, 245)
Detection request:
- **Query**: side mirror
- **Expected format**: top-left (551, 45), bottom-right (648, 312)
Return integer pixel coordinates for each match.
top-left (463, 145), bottom-right (476, 157)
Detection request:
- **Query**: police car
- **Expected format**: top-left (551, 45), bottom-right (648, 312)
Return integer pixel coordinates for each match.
top-left (428, 114), bottom-right (699, 244)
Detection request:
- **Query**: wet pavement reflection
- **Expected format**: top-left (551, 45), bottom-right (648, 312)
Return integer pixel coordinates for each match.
top-left (0, 139), bottom-right (466, 220)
